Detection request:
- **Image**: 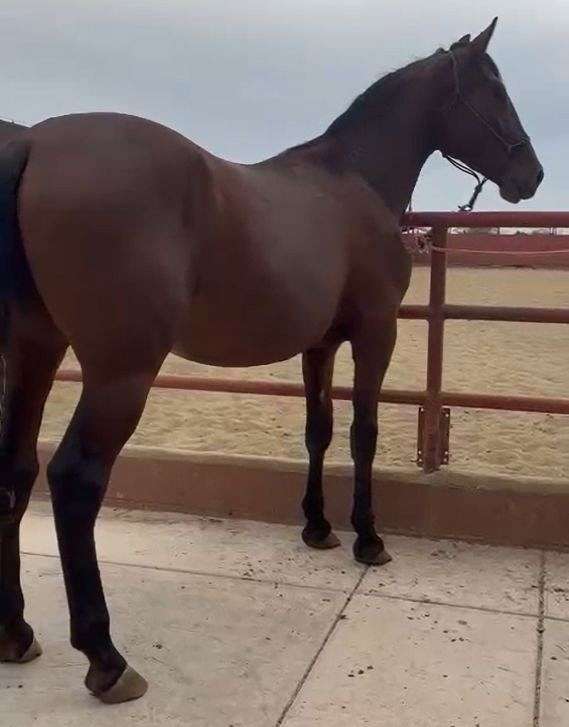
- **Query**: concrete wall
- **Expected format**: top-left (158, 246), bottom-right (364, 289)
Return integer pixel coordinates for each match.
top-left (34, 443), bottom-right (569, 551)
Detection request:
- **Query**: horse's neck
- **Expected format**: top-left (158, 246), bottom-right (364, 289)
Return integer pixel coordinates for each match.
top-left (325, 97), bottom-right (436, 218)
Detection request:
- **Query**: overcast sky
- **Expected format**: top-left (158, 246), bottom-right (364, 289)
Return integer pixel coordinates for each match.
top-left (1, 0), bottom-right (567, 211)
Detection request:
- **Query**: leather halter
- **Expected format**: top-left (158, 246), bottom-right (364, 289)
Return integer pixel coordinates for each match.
top-left (441, 50), bottom-right (530, 211)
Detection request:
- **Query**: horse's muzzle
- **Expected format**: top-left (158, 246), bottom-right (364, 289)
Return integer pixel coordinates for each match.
top-left (500, 144), bottom-right (544, 204)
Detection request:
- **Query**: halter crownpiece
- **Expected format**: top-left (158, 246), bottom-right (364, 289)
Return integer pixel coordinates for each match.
top-left (441, 50), bottom-right (530, 211)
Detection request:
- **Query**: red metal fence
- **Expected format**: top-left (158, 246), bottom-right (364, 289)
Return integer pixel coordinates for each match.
top-left (55, 211), bottom-right (569, 474)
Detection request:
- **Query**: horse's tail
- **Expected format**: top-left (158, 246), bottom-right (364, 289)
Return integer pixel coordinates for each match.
top-left (0, 140), bottom-right (32, 517)
top-left (0, 139), bottom-right (33, 306)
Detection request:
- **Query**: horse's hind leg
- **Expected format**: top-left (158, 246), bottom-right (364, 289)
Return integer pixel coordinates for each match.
top-left (301, 345), bottom-right (341, 549)
top-left (47, 354), bottom-right (166, 703)
top-left (0, 303), bottom-right (66, 662)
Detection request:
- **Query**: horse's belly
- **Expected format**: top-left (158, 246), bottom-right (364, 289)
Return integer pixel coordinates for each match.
top-left (171, 208), bottom-right (348, 366)
top-left (172, 338), bottom-right (306, 368)
top-left (172, 293), bottom-right (338, 367)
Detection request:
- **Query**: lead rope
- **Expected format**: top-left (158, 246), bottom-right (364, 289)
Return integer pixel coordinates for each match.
top-left (442, 153), bottom-right (488, 211)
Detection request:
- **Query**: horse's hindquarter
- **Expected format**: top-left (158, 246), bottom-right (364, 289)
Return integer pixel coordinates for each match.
top-left (17, 114), bottom-right (351, 369)
top-left (19, 114), bottom-right (197, 369)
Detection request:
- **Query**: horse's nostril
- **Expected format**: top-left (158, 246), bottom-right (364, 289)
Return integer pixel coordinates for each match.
top-left (536, 168), bottom-right (544, 186)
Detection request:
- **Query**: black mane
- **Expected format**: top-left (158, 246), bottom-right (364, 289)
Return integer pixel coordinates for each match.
top-left (326, 56), bottom-right (431, 135)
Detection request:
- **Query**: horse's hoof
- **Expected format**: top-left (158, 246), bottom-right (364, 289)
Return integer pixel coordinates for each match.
top-left (354, 540), bottom-right (392, 566)
top-left (97, 666), bottom-right (148, 704)
top-left (302, 528), bottom-right (341, 550)
top-left (0, 636), bottom-right (42, 664)
top-left (18, 638), bottom-right (42, 663)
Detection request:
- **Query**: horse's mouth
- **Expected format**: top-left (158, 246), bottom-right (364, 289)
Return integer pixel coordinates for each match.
top-left (500, 185), bottom-right (521, 204)
top-left (500, 173), bottom-right (542, 204)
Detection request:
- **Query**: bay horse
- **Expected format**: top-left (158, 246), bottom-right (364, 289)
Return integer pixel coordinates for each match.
top-left (0, 20), bottom-right (542, 703)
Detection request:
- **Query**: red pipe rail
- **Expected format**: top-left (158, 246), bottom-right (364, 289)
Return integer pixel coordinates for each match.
top-left (54, 212), bottom-right (569, 473)
top-left (404, 211), bottom-right (569, 228)
top-left (400, 305), bottom-right (569, 324)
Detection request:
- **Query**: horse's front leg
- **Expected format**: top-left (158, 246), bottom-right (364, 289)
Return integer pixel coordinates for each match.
top-left (350, 320), bottom-right (397, 565)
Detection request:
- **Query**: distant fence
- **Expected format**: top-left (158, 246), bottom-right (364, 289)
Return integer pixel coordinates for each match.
top-left (410, 231), bottom-right (569, 268)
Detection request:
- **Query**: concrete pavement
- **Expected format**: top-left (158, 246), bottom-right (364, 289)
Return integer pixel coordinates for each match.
top-left (2, 502), bottom-right (567, 726)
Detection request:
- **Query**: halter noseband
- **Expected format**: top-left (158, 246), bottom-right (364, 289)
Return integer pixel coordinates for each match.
top-left (441, 50), bottom-right (530, 211)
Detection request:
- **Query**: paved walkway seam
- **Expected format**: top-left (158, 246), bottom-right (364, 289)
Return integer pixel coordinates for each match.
top-left (533, 551), bottom-right (546, 727)
top-left (358, 589), bottom-right (540, 619)
top-left (274, 567), bottom-right (369, 726)
top-left (21, 550), bottom-right (354, 595)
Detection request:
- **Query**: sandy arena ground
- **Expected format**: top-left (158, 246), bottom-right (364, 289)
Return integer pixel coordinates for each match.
top-left (39, 267), bottom-right (569, 481)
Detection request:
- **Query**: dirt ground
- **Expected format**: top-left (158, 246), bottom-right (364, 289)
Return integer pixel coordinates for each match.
top-left (39, 267), bottom-right (569, 481)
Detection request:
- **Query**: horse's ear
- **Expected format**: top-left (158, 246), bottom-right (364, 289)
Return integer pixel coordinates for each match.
top-left (450, 34), bottom-right (471, 50)
top-left (469, 17), bottom-right (498, 56)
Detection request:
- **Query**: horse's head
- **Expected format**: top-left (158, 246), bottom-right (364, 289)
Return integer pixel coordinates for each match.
top-left (434, 18), bottom-right (543, 203)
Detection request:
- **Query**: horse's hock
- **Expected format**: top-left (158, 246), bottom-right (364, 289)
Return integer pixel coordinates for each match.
top-left (34, 212), bottom-right (569, 551)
